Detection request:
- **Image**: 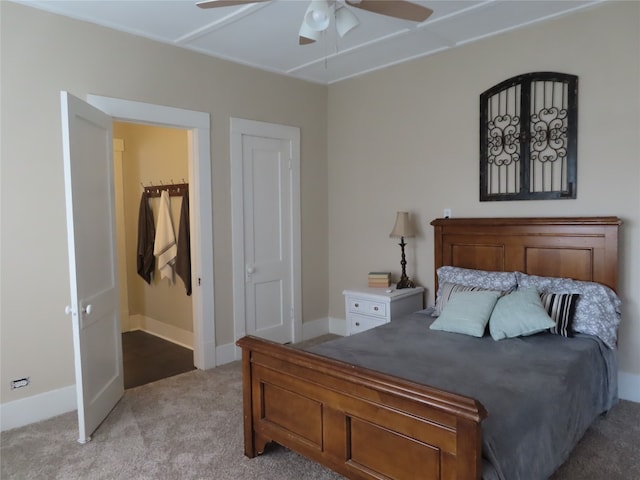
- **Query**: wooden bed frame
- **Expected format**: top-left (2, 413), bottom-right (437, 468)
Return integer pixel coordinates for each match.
top-left (237, 217), bottom-right (621, 480)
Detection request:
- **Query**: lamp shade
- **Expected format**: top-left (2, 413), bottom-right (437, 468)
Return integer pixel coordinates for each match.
top-left (389, 211), bottom-right (415, 238)
top-left (335, 6), bottom-right (359, 37)
top-left (304, 0), bottom-right (331, 32)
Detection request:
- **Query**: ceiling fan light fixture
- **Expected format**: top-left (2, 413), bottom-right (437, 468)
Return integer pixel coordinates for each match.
top-left (299, 21), bottom-right (321, 44)
top-left (304, 0), bottom-right (331, 31)
top-left (335, 6), bottom-right (359, 37)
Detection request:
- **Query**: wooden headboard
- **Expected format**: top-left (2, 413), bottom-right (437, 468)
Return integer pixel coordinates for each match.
top-left (431, 217), bottom-right (621, 292)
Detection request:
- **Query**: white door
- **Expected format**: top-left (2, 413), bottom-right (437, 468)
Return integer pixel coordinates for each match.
top-left (60, 92), bottom-right (124, 443)
top-left (231, 119), bottom-right (301, 346)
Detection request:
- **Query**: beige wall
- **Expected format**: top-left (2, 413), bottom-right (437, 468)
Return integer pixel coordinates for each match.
top-left (0, 1), bottom-right (328, 404)
top-left (113, 122), bottom-right (193, 333)
top-left (327, 2), bottom-right (640, 375)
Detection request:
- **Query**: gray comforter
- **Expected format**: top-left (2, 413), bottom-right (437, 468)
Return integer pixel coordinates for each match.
top-left (307, 310), bottom-right (617, 480)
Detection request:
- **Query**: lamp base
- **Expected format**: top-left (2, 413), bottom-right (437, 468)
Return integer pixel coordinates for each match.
top-left (396, 276), bottom-right (416, 289)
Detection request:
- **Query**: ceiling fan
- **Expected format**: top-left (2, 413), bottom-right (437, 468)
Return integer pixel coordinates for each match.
top-left (196, 0), bottom-right (433, 45)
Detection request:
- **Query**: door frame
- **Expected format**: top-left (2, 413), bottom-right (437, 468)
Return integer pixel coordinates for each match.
top-left (112, 138), bottom-right (131, 332)
top-left (88, 94), bottom-right (216, 369)
top-left (230, 117), bottom-right (301, 355)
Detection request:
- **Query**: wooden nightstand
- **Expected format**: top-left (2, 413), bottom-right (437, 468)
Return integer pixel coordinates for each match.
top-left (343, 286), bottom-right (424, 335)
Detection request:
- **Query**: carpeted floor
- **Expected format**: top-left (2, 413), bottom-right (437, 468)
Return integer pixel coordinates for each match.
top-left (1, 359), bottom-right (639, 479)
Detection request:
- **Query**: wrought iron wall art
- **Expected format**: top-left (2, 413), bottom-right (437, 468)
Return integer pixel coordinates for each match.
top-left (480, 72), bottom-right (578, 201)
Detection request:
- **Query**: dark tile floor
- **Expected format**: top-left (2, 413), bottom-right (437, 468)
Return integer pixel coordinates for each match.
top-left (122, 330), bottom-right (195, 389)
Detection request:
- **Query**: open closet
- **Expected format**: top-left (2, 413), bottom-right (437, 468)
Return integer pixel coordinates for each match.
top-left (113, 122), bottom-right (195, 388)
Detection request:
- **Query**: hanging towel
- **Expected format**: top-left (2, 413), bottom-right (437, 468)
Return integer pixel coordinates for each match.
top-left (154, 190), bottom-right (177, 283)
top-left (136, 191), bottom-right (155, 284)
top-left (176, 190), bottom-right (192, 296)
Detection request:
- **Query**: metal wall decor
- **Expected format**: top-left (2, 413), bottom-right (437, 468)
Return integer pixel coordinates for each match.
top-left (480, 72), bottom-right (578, 201)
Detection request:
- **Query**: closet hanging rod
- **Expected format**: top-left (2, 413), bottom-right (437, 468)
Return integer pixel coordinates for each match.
top-left (142, 181), bottom-right (188, 198)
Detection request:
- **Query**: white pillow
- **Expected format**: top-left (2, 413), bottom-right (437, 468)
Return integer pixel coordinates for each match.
top-left (489, 287), bottom-right (555, 340)
top-left (430, 290), bottom-right (501, 337)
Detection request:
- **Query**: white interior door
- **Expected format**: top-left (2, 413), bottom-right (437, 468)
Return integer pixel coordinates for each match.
top-left (244, 136), bottom-right (292, 343)
top-left (60, 91), bottom-right (124, 443)
top-left (231, 118), bottom-right (301, 346)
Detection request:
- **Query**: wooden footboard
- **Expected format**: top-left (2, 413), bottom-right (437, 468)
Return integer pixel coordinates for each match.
top-left (237, 335), bottom-right (487, 480)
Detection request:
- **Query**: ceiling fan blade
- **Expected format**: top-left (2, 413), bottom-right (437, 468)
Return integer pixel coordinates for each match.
top-left (346, 0), bottom-right (432, 22)
top-left (197, 0), bottom-right (270, 9)
top-left (299, 36), bottom-right (316, 45)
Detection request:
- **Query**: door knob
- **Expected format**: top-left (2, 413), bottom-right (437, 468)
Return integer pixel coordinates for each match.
top-left (65, 305), bottom-right (73, 315)
top-left (247, 266), bottom-right (255, 274)
top-left (82, 304), bottom-right (93, 315)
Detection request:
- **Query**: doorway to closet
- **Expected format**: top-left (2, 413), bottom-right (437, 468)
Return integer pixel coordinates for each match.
top-left (113, 121), bottom-right (195, 388)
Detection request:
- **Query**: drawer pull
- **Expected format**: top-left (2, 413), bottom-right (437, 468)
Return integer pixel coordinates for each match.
top-left (354, 303), bottom-right (359, 308)
top-left (373, 306), bottom-right (379, 311)
top-left (355, 322), bottom-right (360, 326)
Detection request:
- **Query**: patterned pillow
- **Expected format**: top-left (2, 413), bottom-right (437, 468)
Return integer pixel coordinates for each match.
top-left (516, 272), bottom-right (621, 348)
top-left (434, 267), bottom-right (518, 316)
top-left (433, 282), bottom-right (496, 316)
top-left (539, 292), bottom-right (579, 337)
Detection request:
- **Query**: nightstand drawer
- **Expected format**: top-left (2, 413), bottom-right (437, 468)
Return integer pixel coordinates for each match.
top-left (343, 286), bottom-right (424, 336)
top-left (350, 313), bottom-right (386, 334)
top-left (348, 299), bottom-right (386, 318)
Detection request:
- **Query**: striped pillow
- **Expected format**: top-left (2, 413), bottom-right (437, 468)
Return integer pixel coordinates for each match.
top-left (539, 292), bottom-right (579, 337)
top-left (433, 282), bottom-right (499, 316)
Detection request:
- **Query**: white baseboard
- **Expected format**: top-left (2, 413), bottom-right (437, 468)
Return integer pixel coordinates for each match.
top-left (306, 316), bottom-right (347, 337)
top-left (329, 316), bottom-right (348, 337)
top-left (0, 385), bottom-right (76, 432)
top-left (197, 338), bottom-right (217, 370)
top-left (303, 316), bottom-right (347, 338)
top-left (302, 316), bottom-right (331, 340)
top-left (619, 371), bottom-right (640, 403)
top-left (219, 317), bottom-right (338, 367)
top-left (129, 314), bottom-right (194, 350)
top-left (215, 342), bottom-right (238, 366)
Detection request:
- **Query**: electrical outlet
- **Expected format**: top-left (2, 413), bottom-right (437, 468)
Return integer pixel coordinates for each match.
top-left (443, 208), bottom-right (452, 218)
top-left (10, 377), bottom-right (30, 389)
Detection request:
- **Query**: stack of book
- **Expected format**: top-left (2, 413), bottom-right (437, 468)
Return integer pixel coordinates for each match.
top-left (368, 272), bottom-right (391, 288)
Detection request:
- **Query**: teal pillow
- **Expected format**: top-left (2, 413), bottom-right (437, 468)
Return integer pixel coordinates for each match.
top-left (489, 287), bottom-right (556, 340)
top-left (429, 290), bottom-right (500, 337)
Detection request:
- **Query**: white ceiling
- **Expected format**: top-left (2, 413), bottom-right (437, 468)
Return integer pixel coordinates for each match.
top-left (15, 0), bottom-right (605, 84)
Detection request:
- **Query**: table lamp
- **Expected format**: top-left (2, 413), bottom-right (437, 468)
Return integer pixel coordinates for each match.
top-left (389, 211), bottom-right (416, 289)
